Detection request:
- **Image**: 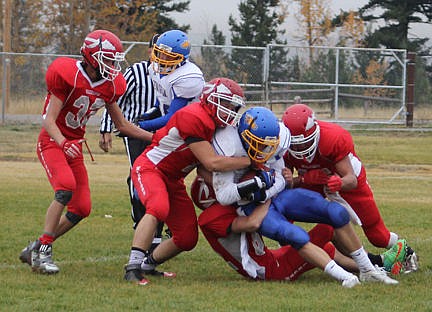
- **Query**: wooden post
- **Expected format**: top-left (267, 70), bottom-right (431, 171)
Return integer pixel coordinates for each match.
top-left (406, 52), bottom-right (416, 127)
top-left (3, 0), bottom-right (12, 113)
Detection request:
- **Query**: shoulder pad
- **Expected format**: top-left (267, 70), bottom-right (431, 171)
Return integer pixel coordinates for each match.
top-left (213, 126), bottom-right (245, 157)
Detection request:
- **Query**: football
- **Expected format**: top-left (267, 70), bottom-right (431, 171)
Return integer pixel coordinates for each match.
top-left (239, 169), bottom-right (258, 182)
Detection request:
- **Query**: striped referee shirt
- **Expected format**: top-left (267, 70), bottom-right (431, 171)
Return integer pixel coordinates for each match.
top-left (99, 60), bottom-right (156, 133)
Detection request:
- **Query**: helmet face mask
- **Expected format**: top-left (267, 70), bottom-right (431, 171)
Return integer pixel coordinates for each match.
top-left (238, 107), bottom-right (280, 164)
top-left (282, 104), bottom-right (320, 163)
top-left (201, 78), bottom-right (245, 127)
top-left (151, 30), bottom-right (191, 75)
top-left (81, 30), bottom-right (125, 81)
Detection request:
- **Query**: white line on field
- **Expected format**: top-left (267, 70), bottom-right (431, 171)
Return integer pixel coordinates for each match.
top-left (0, 254), bottom-right (128, 270)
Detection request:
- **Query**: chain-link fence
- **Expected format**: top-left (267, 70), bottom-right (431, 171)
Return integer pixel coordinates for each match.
top-left (1, 42), bottom-right (431, 126)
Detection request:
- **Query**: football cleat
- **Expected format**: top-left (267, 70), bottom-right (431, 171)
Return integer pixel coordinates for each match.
top-left (124, 264), bottom-right (149, 286)
top-left (403, 246), bottom-right (419, 273)
top-left (383, 239), bottom-right (407, 273)
top-left (31, 244), bottom-right (59, 274)
top-left (360, 266), bottom-right (398, 285)
top-left (341, 274), bottom-right (361, 288)
top-left (19, 240), bottom-right (40, 266)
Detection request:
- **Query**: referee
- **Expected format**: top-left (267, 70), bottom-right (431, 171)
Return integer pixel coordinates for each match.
top-left (99, 34), bottom-right (165, 250)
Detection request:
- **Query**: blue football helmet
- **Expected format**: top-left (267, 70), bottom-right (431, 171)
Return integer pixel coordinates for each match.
top-left (151, 29), bottom-right (191, 75)
top-left (238, 107), bottom-right (280, 163)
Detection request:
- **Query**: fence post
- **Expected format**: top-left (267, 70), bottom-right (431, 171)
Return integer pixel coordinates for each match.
top-left (406, 52), bottom-right (416, 127)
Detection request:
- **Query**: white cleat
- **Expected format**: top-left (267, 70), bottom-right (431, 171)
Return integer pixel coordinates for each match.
top-left (342, 274), bottom-right (361, 288)
top-left (360, 266), bottom-right (398, 285)
top-left (31, 244), bottom-right (60, 274)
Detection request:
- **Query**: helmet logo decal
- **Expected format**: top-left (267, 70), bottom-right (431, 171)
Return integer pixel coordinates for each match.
top-left (85, 36), bottom-right (116, 51)
top-left (181, 40), bottom-right (190, 49)
top-left (244, 113), bottom-right (258, 130)
top-left (215, 83), bottom-right (232, 95)
top-left (305, 114), bottom-right (315, 131)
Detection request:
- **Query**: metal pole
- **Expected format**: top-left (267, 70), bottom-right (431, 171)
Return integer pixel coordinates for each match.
top-left (334, 49), bottom-right (339, 120)
top-left (406, 52), bottom-right (416, 127)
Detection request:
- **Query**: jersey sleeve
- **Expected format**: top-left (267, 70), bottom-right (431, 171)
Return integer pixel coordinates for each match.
top-left (330, 128), bottom-right (354, 163)
top-left (45, 59), bottom-right (72, 103)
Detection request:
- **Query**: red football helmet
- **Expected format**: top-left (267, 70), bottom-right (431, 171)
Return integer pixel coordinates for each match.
top-left (200, 77), bottom-right (245, 127)
top-left (80, 30), bottom-right (125, 81)
top-left (282, 104), bottom-right (320, 163)
top-left (190, 176), bottom-right (217, 210)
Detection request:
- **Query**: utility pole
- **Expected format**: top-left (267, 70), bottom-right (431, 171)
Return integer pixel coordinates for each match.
top-left (2, 0), bottom-right (12, 123)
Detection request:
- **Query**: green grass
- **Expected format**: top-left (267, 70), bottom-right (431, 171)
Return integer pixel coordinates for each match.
top-left (1, 125), bottom-right (431, 311)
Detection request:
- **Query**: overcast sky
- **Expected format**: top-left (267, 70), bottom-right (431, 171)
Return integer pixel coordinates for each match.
top-left (169, 0), bottom-right (432, 45)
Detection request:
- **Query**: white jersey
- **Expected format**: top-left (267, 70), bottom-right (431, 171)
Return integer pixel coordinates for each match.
top-left (150, 60), bottom-right (204, 114)
top-left (212, 123), bottom-right (291, 206)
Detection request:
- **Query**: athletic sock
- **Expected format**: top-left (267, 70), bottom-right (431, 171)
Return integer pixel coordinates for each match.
top-left (368, 252), bottom-right (384, 267)
top-left (324, 260), bottom-right (354, 281)
top-left (128, 247), bottom-right (146, 266)
top-left (39, 233), bottom-right (55, 245)
top-left (350, 246), bottom-right (375, 272)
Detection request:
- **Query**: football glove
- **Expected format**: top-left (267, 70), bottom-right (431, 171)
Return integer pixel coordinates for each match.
top-left (135, 107), bottom-right (161, 124)
top-left (301, 169), bottom-right (329, 185)
top-left (250, 188), bottom-right (267, 204)
top-left (256, 169), bottom-right (276, 190)
top-left (61, 139), bottom-right (84, 159)
top-left (327, 175), bottom-right (343, 192)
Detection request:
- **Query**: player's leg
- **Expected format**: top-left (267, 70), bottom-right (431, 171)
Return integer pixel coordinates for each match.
top-left (23, 141), bottom-right (77, 274)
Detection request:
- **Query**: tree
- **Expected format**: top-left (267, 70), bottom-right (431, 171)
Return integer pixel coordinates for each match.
top-left (294, 0), bottom-right (333, 48)
top-left (228, 0), bottom-right (288, 84)
top-left (359, 0), bottom-right (432, 52)
top-left (199, 25), bottom-right (229, 80)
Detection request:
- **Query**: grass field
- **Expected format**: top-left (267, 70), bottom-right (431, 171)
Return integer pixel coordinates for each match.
top-left (0, 124), bottom-right (431, 311)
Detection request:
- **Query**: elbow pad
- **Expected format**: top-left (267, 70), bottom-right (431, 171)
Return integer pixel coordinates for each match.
top-left (236, 177), bottom-right (263, 198)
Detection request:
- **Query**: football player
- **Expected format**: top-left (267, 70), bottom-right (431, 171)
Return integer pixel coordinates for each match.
top-left (192, 176), bottom-right (355, 282)
top-left (136, 29), bottom-right (205, 132)
top-left (195, 106), bottom-right (398, 287)
top-left (124, 77), bottom-right (251, 285)
top-left (282, 103), bottom-right (418, 274)
top-left (19, 30), bottom-right (152, 274)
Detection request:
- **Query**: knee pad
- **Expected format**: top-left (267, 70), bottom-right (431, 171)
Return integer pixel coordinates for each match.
top-left (278, 224), bottom-right (310, 250)
top-left (173, 230), bottom-right (198, 251)
top-left (327, 202), bottom-right (350, 228)
top-left (54, 190), bottom-right (73, 206)
top-left (65, 211), bottom-right (83, 225)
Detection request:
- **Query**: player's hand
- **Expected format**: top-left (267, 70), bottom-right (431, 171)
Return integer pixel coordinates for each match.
top-left (327, 175), bottom-right (343, 192)
top-left (301, 169), bottom-right (329, 185)
top-left (282, 167), bottom-right (293, 188)
top-left (99, 133), bottom-right (112, 152)
top-left (61, 139), bottom-right (84, 159)
top-left (137, 107), bottom-right (161, 122)
top-left (256, 169), bottom-right (276, 190)
top-left (250, 188), bottom-right (267, 203)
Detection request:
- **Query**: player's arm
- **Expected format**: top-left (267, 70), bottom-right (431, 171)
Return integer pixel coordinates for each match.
top-left (189, 140), bottom-right (251, 172)
top-left (42, 94), bottom-right (67, 146)
top-left (137, 96), bottom-right (189, 131)
top-left (106, 101), bottom-right (153, 142)
top-left (231, 200), bottom-right (270, 233)
top-left (333, 155), bottom-right (358, 191)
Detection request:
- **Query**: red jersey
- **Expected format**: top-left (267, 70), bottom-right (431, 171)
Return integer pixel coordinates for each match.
top-left (41, 57), bottom-right (126, 139)
top-left (284, 120), bottom-right (366, 185)
top-left (142, 102), bottom-right (216, 179)
top-left (198, 204), bottom-right (335, 281)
